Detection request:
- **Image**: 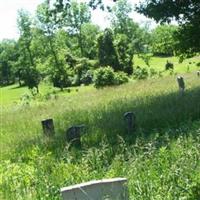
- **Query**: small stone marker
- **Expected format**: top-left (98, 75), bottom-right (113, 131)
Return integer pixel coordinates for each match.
top-left (124, 112), bottom-right (136, 134)
top-left (66, 124), bottom-right (86, 146)
top-left (177, 76), bottom-right (185, 94)
top-left (60, 178), bottom-right (129, 200)
top-left (197, 71), bottom-right (200, 77)
top-left (41, 119), bottom-right (55, 136)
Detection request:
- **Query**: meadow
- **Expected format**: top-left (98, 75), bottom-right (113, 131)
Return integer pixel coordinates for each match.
top-left (0, 61), bottom-right (200, 199)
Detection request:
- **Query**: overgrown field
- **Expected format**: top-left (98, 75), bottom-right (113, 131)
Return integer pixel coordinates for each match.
top-left (0, 72), bottom-right (200, 199)
top-left (1, 55), bottom-right (199, 106)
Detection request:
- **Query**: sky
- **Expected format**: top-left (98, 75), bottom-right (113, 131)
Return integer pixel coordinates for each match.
top-left (0, 0), bottom-right (156, 41)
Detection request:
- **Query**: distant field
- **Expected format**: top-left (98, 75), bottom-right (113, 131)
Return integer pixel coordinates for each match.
top-left (0, 83), bottom-right (93, 106)
top-left (1, 56), bottom-right (199, 106)
top-left (134, 55), bottom-right (199, 73)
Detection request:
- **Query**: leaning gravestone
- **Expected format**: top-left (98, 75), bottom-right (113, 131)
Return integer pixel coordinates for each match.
top-left (66, 124), bottom-right (86, 147)
top-left (60, 178), bottom-right (129, 200)
top-left (41, 118), bottom-right (55, 136)
top-left (177, 76), bottom-right (185, 95)
top-left (124, 112), bottom-right (136, 134)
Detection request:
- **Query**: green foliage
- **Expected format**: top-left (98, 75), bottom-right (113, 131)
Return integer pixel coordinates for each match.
top-left (0, 73), bottom-right (200, 199)
top-left (138, 54), bottom-right (152, 67)
top-left (165, 60), bottom-right (174, 71)
top-left (51, 66), bottom-right (72, 90)
top-left (114, 71), bottom-right (129, 85)
top-left (115, 34), bottom-right (133, 75)
top-left (81, 23), bottom-right (100, 59)
top-left (0, 40), bottom-right (18, 85)
top-left (80, 70), bottom-right (93, 85)
top-left (151, 25), bottom-right (177, 56)
top-left (93, 66), bottom-right (116, 88)
top-left (66, 1), bottom-right (91, 57)
top-left (93, 66), bottom-right (128, 88)
top-left (23, 67), bottom-right (40, 92)
top-left (137, 0), bottom-right (200, 57)
top-left (133, 66), bottom-right (148, 80)
top-left (97, 29), bottom-right (121, 71)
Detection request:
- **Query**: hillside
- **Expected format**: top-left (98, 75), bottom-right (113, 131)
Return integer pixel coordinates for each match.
top-left (0, 72), bottom-right (200, 199)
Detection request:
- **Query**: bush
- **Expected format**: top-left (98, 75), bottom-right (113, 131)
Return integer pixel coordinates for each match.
top-left (93, 66), bottom-right (115, 88)
top-left (165, 60), bottom-right (174, 70)
top-left (51, 67), bottom-right (72, 90)
top-left (133, 66), bottom-right (148, 80)
top-left (114, 71), bottom-right (129, 85)
top-left (81, 70), bottom-right (93, 85)
top-left (93, 67), bottom-right (129, 88)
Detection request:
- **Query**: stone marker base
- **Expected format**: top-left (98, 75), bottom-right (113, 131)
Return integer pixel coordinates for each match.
top-left (60, 178), bottom-right (129, 200)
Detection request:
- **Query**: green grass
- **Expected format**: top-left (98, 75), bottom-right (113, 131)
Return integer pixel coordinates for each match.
top-left (0, 72), bottom-right (200, 199)
top-left (134, 55), bottom-right (199, 73)
top-left (1, 55), bottom-right (199, 106)
top-left (0, 83), bottom-right (93, 106)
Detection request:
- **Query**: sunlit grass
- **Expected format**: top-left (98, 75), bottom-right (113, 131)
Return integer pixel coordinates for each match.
top-left (0, 72), bottom-right (200, 200)
top-left (134, 55), bottom-right (199, 73)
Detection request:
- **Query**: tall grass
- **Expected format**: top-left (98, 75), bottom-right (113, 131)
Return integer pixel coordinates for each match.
top-left (0, 72), bottom-right (200, 199)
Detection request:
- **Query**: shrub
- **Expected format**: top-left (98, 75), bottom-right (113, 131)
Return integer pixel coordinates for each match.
top-left (93, 66), bottom-right (116, 88)
top-left (123, 63), bottom-right (133, 75)
top-left (133, 66), bottom-right (148, 80)
top-left (51, 67), bottom-right (72, 90)
top-left (196, 62), bottom-right (200, 67)
top-left (87, 60), bottom-right (99, 69)
top-left (23, 67), bottom-right (40, 92)
top-left (114, 72), bottom-right (129, 85)
top-left (81, 70), bottom-right (93, 85)
top-left (165, 60), bottom-right (174, 70)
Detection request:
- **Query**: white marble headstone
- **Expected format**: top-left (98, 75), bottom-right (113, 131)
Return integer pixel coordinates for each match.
top-left (60, 178), bottom-right (129, 200)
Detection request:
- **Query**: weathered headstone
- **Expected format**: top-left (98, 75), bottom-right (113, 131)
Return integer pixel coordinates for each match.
top-left (197, 71), bottom-right (200, 77)
top-left (124, 112), bottom-right (136, 134)
top-left (66, 124), bottom-right (86, 147)
top-left (41, 118), bottom-right (55, 136)
top-left (177, 76), bottom-right (185, 95)
top-left (60, 178), bottom-right (129, 200)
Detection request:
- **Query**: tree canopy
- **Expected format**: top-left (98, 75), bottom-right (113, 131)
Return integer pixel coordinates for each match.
top-left (137, 0), bottom-right (200, 57)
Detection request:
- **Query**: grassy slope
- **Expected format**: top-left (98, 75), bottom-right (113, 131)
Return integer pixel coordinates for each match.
top-left (0, 71), bottom-right (200, 199)
top-left (1, 56), bottom-right (199, 106)
top-left (134, 55), bottom-right (199, 73)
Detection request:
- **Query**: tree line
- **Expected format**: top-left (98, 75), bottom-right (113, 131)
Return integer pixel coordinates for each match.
top-left (1, 0), bottom-right (194, 90)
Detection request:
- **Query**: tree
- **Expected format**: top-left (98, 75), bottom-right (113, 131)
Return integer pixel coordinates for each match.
top-left (80, 23), bottom-right (100, 59)
top-left (64, 0), bottom-right (91, 57)
top-left (17, 9), bottom-right (40, 92)
top-left (36, 1), bottom-right (67, 90)
top-left (97, 28), bottom-right (121, 71)
top-left (114, 34), bottom-right (133, 74)
top-left (17, 10), bottom-right (34, 67)
top-left (110, 0), bottom-right (151, 74)
top-left (137, 0), bottom-right (200, 57)
top-left (0, 40), bottom-right (19, 85)
top-left (151, 25), bottom-right (177, 56)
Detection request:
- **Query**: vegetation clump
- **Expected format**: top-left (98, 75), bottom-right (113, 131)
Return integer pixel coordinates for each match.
top-left (93, 66), bottom-right (129, 88)
top-left (165, 60), bottom-right (174, 70)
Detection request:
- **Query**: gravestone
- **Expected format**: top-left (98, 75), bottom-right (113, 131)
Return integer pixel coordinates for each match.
top-left (197, 71), bottom-right (200, 77)
top-left (66, 124), bottom-right (86, 147)
top-left (41, 118), bottom-right (55, 136)
top-left (177, 76), bottom-right (185, 95)
top-left (124, 112), bottom-right (136, 134)
top-left (60, 178), bottom-right (129, 200)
